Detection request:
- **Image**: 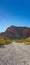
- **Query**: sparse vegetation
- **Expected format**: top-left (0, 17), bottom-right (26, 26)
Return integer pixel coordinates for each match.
top-left (15, 39), bottom-right (30, 45)
top-left (24, 39), bottom-right (30, 45)
top-left (15, 39), bottom-right (23, 43)
top-left (0, 36), bottom-right (30, 45)
top-left (5, 39), bottom-right (13, 44)
top-left (0, 37), bottom-right (13, 45)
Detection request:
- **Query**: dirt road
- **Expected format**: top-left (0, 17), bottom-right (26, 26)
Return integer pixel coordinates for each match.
top-left (0, 42), bottom-right (30, 65)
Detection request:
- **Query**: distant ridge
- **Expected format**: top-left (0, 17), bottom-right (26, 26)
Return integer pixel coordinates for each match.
top-left (0, 25), bottom-right (30, 39)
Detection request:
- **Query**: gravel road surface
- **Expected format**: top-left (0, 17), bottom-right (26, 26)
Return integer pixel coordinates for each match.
top-left (0, 42), bottom-right (30, 65)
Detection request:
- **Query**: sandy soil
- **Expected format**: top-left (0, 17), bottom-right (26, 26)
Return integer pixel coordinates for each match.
top-left (0, 42), bottom-right (30, 65)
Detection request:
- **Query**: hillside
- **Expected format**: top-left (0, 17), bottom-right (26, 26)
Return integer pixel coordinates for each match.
top-left (0, 26), bottom-right (30, 39)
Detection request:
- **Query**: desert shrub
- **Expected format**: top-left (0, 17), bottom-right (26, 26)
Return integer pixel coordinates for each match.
top-left (15, 40), bottom-right (23, 43)
top-left (0, 37), bottom-right (13, 45)
top-left (24, 39), bottom-right (30, 45)
top-left (24, 42), bottom-right (30, 45)
top-left (5, 39), bottom-right (13, 44)
top-left (15, 39), bottom-right (30, 45)
top-left (0, 39), bottom-right (5, 45)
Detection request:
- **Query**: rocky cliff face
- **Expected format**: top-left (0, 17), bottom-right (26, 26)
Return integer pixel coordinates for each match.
top-left (0, 26), bottom-right (30, 39)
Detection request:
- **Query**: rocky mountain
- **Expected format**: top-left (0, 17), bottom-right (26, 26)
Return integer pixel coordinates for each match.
top-left (0, 26), bottom-right (30, 39)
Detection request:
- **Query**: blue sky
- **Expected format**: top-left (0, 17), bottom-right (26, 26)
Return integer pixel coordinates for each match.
top-left (0, 0), bottom-right (30, 32)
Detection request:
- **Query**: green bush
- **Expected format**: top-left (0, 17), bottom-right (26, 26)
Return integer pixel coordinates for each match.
top-left (15, 39), bottom-right (30, 45)
top-left (15, 40), bottom-right (23, 43)
top-left (0, 36), bottom-right (30, 45)
top-left (5, 39), bottom-right (13, 44)
top-left (0, 38), bottom-right (13, 45)
top-left (23, 39), bottom-right (30, 45)
top-left (0, 39), bottom-right (5, 45)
